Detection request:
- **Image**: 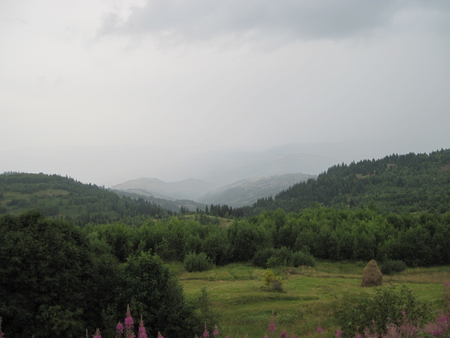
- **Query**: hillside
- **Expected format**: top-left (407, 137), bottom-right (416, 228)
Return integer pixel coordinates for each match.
top-left (111, 177), bottom-right (216, 200)
top-left (249, 149), bottom-right (450, 214)
top-left (197, 173), bottom-right (316, 207)
top-left (113, 189), bottom-right (207, 212)
top-left (0, 172), bottom-right (173, 225)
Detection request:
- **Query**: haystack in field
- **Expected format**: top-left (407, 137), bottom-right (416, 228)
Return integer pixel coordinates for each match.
top-left (361, 259), bottom-right (382, 287)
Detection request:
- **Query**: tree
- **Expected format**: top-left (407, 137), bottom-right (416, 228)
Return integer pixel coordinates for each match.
top-left (117, 252), bottom-right (196, 338)
top-left (0, 210), bottom-right (115, 337)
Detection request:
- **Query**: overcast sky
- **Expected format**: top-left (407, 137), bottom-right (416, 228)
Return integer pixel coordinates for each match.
top-left (1, 1), bottom-right (450, 184)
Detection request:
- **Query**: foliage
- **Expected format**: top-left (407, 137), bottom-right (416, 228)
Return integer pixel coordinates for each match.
top-left (0, 173), bottom-right (171, 226)
top-left (334, 285), bottom-right (432, 338)
top-left (118, 252), bottom-right (197, 338)
top-left (291, 251), bottom-right (316, 267)
top-left (193, 287), bottom-right (221, 336)
top-left (0, 209), bottom-right (117, 337)
top-left (264, 269), bottom-right (275, 289)
top-left (381, 260), bottom-right (407, 275)
top-left (184, 252), bottom-right (213, 272)
top-left (247, 149), bottom-right (450, 215)
top-left (272, 277), bottom-right (284, 293)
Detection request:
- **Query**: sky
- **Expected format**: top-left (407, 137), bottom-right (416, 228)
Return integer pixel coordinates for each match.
top-left (1, 1), bottom-right (450, 185)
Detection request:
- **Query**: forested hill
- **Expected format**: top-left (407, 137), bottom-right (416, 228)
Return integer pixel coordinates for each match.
top-left (0, 172), bottom-right (173, 225)
top-left (250, 148), bottom-right (450, 214)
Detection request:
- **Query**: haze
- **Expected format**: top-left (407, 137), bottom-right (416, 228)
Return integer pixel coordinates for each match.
top-left (1, 1), bottom-right (450, 186)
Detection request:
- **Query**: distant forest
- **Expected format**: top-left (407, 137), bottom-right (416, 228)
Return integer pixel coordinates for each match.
top-left (213, 148), bottom-right (450, 217)
top-left (0, 172), bottom-right (172, 226)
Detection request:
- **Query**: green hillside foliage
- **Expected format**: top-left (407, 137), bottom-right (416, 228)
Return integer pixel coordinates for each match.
top-left (0, 172), bottom-right (172, 226)
top-left (0, 210), bottom-right (197, 338)
top-left (2, 206), bottom-right (450, 335)
top-left (80, 205), bottom-right (450, 267)
top-left (249, 149), bottom-right (450, 214)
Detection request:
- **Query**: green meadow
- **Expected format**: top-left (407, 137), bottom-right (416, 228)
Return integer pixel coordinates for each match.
top-left (172, 261), bottom-right (450, 338)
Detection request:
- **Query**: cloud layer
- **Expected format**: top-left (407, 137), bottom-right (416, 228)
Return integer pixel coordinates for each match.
top-left (1, 0), bottom-right (450, 184)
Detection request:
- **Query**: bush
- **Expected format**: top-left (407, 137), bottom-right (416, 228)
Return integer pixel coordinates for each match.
top-left (272, 277), bottom-right (284, 293)
top-left (253, 248), bottom-right (316, 268)
top-left (334, 285), bottom-right (431, 338)
top-left (264, 269), bottom-right (275, 289)
top-left (292, 251), bottom-right (316, 267)
top-left (381, 260), bottom-right (407, 275)
top-left (252, 248), bottom-right (276, 268)
top-left (184, 252), bottom-right (213, 272)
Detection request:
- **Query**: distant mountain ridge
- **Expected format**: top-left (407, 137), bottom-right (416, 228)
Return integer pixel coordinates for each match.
top-left (111, 177), bottom-right (216, 200)
top-left (248, 149), bottom-right (450, 214)
top-left (197, 173), bottom-right (316, 207)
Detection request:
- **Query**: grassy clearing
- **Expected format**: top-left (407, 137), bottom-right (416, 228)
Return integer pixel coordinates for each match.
top-left (173, 261), bottom-right (448, 338)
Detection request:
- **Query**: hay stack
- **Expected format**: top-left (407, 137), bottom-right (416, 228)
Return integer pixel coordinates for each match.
top-left (361, 259), bottom-right (382, 287)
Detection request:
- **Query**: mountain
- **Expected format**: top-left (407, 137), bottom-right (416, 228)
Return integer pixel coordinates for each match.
top-left (0, 172), bottom-right (173, 225)
top-left (111, 177), bottom-right (216, 200)
top-left (248, 149), bottom-right (450, 214)
top-left (113, 189), bottom-right (207, 212)
top-left (197, 173), bottom-right (316, 207)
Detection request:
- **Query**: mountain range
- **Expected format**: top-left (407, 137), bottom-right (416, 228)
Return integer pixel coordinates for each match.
top-left (111, 173), bottom-right (316, 207)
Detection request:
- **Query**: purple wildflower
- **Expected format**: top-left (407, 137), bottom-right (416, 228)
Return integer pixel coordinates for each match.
top-left (213, 325), bottom-right (219, 337)
top-left (203, 323), bottom-right (210, 338)
top-left (269, 311), bottom-right (276, 335)
top-left (116, 322), bottom-right (124, 338)
top-left (138, 316), bottom-right (148, 338)
top-left (356, 335), bottom-right (362, 338)
top-left (0, 317), bottom-right (4, 338)
top-left (124, 305), bottom-right (135, 338)
top-left (335, 329), bottom-right (342, 338)
top-left (317, 326), bottom-right (324, 334)
top-left (280, 329), bottom-right (287, 338)
top-left (291, 334), bottom-right (297, 338)
top-left (0, 317), bottom-right (5, 338)
top-left (94, 328), bottom-right (102, 338)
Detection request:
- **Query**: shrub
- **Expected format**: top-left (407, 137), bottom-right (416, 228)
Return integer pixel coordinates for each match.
top-left (252, 248), bottom-right (276, 268)
top-left (267, 255), bottom-right (286, 268)
top-left (184, 252), bottom-right (213, 272)
top-left (253, 248), bottom-right (316, 268)
top-left (334, 285), bottom-right (431, 338)
top-left (264, 269), bottom-right (275, 289)
top-left (381, 260), bottom-right (407, 275)
top-left (272, 277), bottom-right (284, 293)
top-left (291, 251), bottom-right (316, 267)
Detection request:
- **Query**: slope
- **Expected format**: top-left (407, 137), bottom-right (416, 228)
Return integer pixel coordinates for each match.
top-left (198, 173), bottom-right (317, 207)
top-left (0, 172), bottom-right (172, 225)
top-left (250, 149), bottom-right (450, 214)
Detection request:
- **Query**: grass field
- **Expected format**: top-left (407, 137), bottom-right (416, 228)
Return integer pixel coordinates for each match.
top-left (171, 261), bottom-right (450, 338)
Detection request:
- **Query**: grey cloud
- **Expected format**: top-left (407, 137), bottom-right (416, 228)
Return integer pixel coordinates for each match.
top-left (99, 0), bottom-right (449, 42)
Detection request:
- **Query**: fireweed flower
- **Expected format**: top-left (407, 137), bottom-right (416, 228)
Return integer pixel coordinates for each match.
top-left (0, 317), bottom-right (5, 338)
top-left (116, 322), bottom-right (124, 338)
top-left (203, 323), bottom-right (210, 338)
top-left (280, 329), bottom-right (287, 338)
top-left (335, 329), bottom-right (342, 338)
top-left (138, 316), bottom-right (148, 338)
top-left (317, 326), bottom-right (324, 334)
top-left (356, 334), bottom-right (361, 338)
top-left (94, 328), bottom-right (102, 338)
top-left (269, 311), bottom-right (276, 335)
top-left (213, 325), bottom-right (219, 337)
top-left (124, 305), bottom-right (135, 338)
